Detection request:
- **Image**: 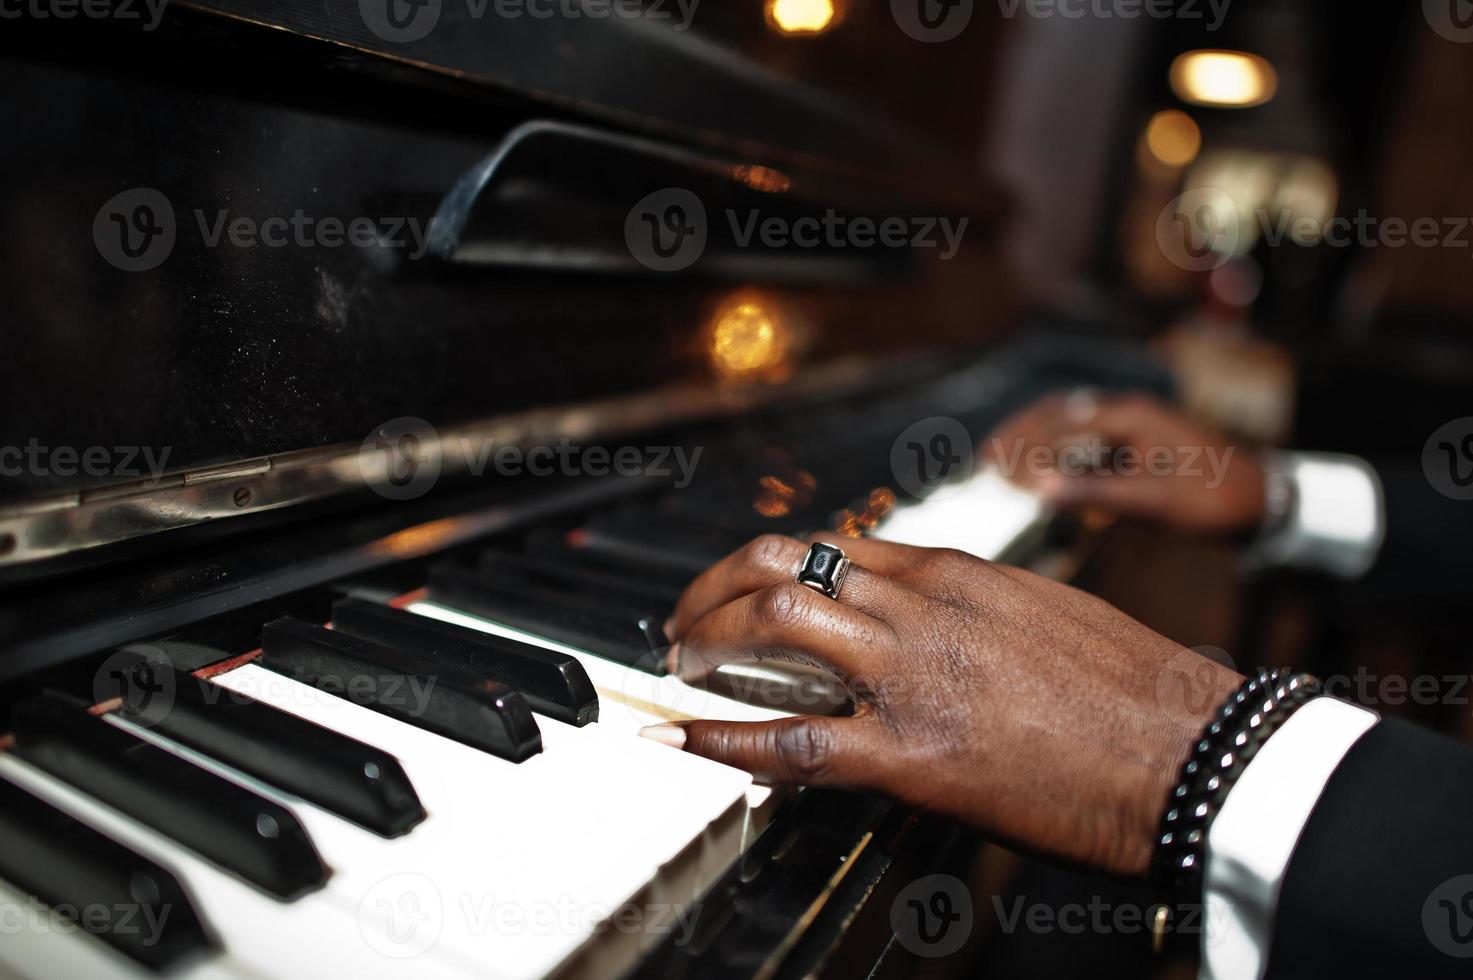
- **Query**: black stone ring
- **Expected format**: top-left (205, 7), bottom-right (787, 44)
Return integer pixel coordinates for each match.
top-left (795, 542), bottom-right (852, 600)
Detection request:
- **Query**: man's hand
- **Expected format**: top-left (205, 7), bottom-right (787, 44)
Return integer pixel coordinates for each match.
top-left (644, 535), bottom-right (1242, 878)
top-left (985, 391), bottom-right (1267, 534)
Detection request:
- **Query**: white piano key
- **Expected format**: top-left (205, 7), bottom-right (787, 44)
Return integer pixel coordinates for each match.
top-left (99, 711), bottom-right (527, 976)
top-left (0, 880), bottom-right (256, 980)
top-left (208, 663), bottom-right (750, 979)
top-left (872, 466), bottom-right (1049, 560)
top-left (203, 665), bottom-right (748, 887)
top-left (405, 601), bottom-right (790, 815)
top-left (0, 755), bottom-right (482, 980)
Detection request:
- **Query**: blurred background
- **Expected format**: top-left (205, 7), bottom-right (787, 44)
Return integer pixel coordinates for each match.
top-left (924, 2), bottom-right (1473, 975)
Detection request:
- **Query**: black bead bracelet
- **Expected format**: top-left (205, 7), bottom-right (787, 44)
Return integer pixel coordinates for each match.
top-left (1148, 668), bottom-right (1322, 951)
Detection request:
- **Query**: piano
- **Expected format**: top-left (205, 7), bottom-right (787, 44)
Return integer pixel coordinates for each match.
top-left (0, 4), bottom-right (1171, 978)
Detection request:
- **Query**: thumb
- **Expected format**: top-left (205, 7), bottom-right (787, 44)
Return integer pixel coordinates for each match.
top-left (640, 715), bottom-right (879, 787)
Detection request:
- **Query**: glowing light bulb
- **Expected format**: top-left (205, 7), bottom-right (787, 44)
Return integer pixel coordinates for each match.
top-left (767, 0), bottom-right (836, 35)
top-left (707, 297), bottom-right (794, 383)
top-left (1170, 50), bottom-right (1277, 108)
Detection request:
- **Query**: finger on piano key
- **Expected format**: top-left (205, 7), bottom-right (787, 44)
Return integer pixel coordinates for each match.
top-left (0, 756), bottom-right (484, 980)
top-left (259, 618), bottom-right (543, 762)
top-left (103, 657), bottom-right (426, 838)
top-left (428, 564), bottom-right (666, 674)
top-left (400, 600), bottom-right (793, 851)
top-left (10, 693), bottom-right (328, 901)
top-left (0, 776), bottom-right (216, 974)
top-left (329, 598), bottom-right (598, 727)
top-left (405, 601), bottom-right (795, 734)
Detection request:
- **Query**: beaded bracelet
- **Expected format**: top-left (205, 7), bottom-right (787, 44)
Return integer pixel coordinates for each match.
top-left (1148, 668), bottom-right (1322, 951)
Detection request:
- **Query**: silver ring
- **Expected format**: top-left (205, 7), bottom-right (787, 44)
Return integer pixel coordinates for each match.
top-left (796, 542), bottom-right (851, 600)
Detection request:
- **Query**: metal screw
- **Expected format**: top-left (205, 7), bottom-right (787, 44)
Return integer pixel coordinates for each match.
top-left (233, 487), bottom-right (252, 508)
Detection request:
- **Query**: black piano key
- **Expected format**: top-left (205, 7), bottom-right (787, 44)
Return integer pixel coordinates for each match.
top-left (330, 598), bottom-right (598, 726)
top-left (576, 513), bottom-right (738, 575)
top-left (523, 533), bottom-right (695, 593)
top-left (479, 547), bottom-right (685, 609)
top-left (649, 491), bottom-right (809, 538)
top-left (105, 658), bottom-right (426, 838)
top-left (428, 563), bottom-right (668, 674)
top-left (259, 618), bottom-right (543, 762)
top-left (10, 693), bottom-right (328, 901)
top-left (0, 777), bottom-right (215, 972)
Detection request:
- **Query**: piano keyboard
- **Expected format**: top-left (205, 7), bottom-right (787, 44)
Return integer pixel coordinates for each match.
top-left (0, 462), bottom-right (1046, 980)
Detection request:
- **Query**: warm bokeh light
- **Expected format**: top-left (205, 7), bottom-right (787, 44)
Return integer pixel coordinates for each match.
top-left (1144, 109), bottom-right (1202, 168)
top-left (371, 517), bottom-right (470, 560)
top-left (707, 297), bottom-right (794, 383)
top-left (754, 479), bottom-right (795, 518)
top-left (1170, 50), bottom-right (1278, 108)
top-left (767, 0), bottom-right (835, 34)
top-left (1182, 150), bottom-right (1339, 256)
top-left (732, 164), bottom-right (792, 194)
top-left (753, 470), bottom-right (816, 518)
top-left (833, 487), bottom-right (897, 537)
top-left (1270, 157), bottom-right (1339, 245)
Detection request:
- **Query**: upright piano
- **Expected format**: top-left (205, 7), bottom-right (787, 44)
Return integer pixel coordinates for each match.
top-left (0, 5), bottom-right (1170, 977)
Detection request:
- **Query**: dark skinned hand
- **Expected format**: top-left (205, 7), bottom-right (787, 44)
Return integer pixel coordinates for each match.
top-left (984, 391), bottom-right (1268, 534)
top-left (640, 534), bottom-right (1243, 878)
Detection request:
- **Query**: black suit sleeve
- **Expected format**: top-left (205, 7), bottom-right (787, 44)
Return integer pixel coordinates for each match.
top-left (1356, 461), bottom-right (1473, 601)
top-left (1263, 717), bottom-right (1473, 978)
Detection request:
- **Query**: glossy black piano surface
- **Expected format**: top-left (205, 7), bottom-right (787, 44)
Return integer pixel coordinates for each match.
top-left (0, 4), bottom-right (1008, 505)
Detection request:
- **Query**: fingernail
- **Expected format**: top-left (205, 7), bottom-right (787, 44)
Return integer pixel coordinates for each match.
top-left (662, 617), bottom-right (676, 642)
top-left (665, 642), bottom-right (682, 675)
top-left (639, 724), bottom-right (686, 749)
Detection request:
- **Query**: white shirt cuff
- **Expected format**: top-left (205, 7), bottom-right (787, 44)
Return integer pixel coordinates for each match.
top-left (1252, 452), bottom-right (1385, 578)
top-left (1199, 697), bottom-right (1380, 980)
